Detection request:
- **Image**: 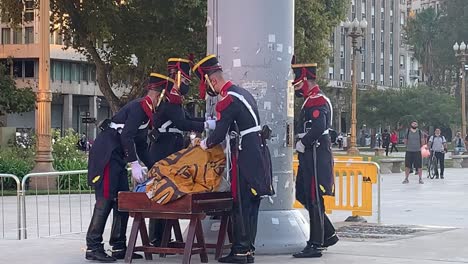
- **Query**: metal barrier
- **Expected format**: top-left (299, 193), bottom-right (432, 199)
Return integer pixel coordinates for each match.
top-left (0, 174), bottom-right (21, 240)
top-left (21, 170), bottom-right (92, 239)
top-left (293, 160), bottom-right (381, 223)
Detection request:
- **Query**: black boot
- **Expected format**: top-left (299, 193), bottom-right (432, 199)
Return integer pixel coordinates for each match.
top-left (322, 234), bottom-right (339, 248)
top-left (292, 243), bottom-right (322, 258)
top-left (218, 252), bottom-right (248, 264)
top-left (247, 251), bottom-right (255, 263)
top-left (111, 248), bottom-right (143, 260)
top-left (85, 249), bottom-right (116, 263)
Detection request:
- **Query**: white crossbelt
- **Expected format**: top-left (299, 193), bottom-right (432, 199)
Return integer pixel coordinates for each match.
top-left (110, 121), bottom-right (149, 134)
top-left (297, 129), bottom-right (330, 139)
top-left (240, 126), bottom-right (262, 137)
top-left (158, 120), bottom-right (183, 134)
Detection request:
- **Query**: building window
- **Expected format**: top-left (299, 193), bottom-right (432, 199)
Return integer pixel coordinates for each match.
top-left (13, 28), bottom-right (22, 44)
top-left (381, 64), bottom-right (384, 74)
top-left (63, 62), bottom-right (71, 82)
top-left (25, 27), bottom-right (34, 44)
top-left (55, 33), bottom-right (63, 45)
top-left (81, 64), bottom-right (89, 82)
top-left (2, 28), bottom-right (11, 44)
top-left (361, 72), bottom-right (365, 83)
top-left (71, 63), bottom-right (80, 82)
top-left (54, 61), bottom-right (63, 82)
top-left (24, 0), bottom-right (34, 21)
top-left (329, 67), bottom-right (334, 80)
top-left (24, 60), bottom-right (34, 78)
top-left (90, 66), bottom-right (96, 82)
top-left (13, 60), bottom-right (22, 78)
top-left (400, 55), bottom-right (405, 68)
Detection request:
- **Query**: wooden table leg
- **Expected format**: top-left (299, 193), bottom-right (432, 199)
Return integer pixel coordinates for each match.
top-left (159, 220), bottom-right (172, 258)
top-left (125, 213), bottom-right (141, 263)
top-left (182, 216), bottom-right (198, 264)
top-left (195, 217), bottom-right (208, 263)
top-left (174, 220), bottom-right (184, 242)
top-left (138, 218), bottom-right (153, 260)
top-left (215, 214), bottom-right (229, 260)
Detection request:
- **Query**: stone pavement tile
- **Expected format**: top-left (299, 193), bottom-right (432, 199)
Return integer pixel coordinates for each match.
top-left (1, 228), bottom-right (467, 264)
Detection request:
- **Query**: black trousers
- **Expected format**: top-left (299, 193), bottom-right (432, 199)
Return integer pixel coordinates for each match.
top-left (390, 143), bottom-right (398, 153)
top-left (306, 195), bottom-right (336, 246)
top-left (86, 151), bottom-right (129, 251)
top-left (383, 142), bottom-right (390, 156)
top-left (434, 152), bottom-right (445, 176)
top-left (230, 176), bottom-right (262, 254)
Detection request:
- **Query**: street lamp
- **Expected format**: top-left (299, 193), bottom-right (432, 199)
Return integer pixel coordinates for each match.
top-left (343, 18), bottom-right (367, 155)
top-left (454, 42), bottom-right (467, 140)
top-left (31, 0), bottom-right (54, 176)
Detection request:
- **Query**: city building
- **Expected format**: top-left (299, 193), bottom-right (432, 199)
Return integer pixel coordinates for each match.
top-left (327, 0), bottom-right (414, 133)
top-left (0, 1), bottom-right (111, 139)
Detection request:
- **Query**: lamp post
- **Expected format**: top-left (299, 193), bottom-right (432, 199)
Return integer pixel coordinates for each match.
top-left (31, 0), bottom-right (54, 176)
top-left (453, 41), bottom-right (467, 140)
top-left (343, 18), bottom-right (367, 155)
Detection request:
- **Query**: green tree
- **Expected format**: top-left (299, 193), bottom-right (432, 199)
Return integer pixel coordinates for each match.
top-left (0, 64), bottom-right (36, 126)
top-left (295, 0), bottom-right (348, 65)
top-left (405, 7), bottom-right (441, 85)
top-left (1, 0), bottom-right (207, 113)
top-left (358, 85), bottom-right (459, 129)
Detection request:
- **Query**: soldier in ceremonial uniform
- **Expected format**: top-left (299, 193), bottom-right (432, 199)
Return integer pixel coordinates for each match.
top-left (291, 60), bottom-right (338, 258)
top-left (147, 57), bottom-right (215, 246)
top-left (85, 73), bottom-right (171, 262)
top-left (192, 55), bottom-right (274, 264)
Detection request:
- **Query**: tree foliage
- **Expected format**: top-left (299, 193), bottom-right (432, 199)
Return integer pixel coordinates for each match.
top-left (295, 0), bottom-right (348, 65)
top-left (405, 0), bottom-right (468, 88)
top-left (357, 86), bottom-right (459, 129)
top-left (2, 0), bottom-right (348, 113)
top-left (0, 64), bottom-right (36, 124)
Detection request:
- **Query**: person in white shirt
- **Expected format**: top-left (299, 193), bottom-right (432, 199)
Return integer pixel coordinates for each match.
top-left (428, 128), bottom-right (447, 179)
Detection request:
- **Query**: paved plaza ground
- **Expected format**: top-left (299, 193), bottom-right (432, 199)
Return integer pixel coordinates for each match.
top-left (0, 168), bottom-right (467, 263)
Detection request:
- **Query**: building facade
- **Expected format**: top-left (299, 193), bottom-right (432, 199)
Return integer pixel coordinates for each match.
top-left (0, 3), bottom-right (111, 139)
top-left (327, 0), bottom-right (415, 133)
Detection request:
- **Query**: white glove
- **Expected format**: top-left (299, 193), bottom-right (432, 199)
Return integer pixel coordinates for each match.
top-left (296, 140), bottom-right (305, 153)
top-left (130, 161), bottom-right (144, 183)
top-left (205, 120), bottom-right (216, 130)
top-left (200, 139), bottom-right (208, 150)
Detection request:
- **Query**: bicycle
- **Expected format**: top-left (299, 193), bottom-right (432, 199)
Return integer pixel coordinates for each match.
top-left (427, 151), bottom-right (438, 179)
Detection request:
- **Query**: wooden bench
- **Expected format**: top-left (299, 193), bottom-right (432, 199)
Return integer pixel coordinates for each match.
top-left (451, 155), bottom-right (468, 168)
top-left (379, 158), bottom-right (404, 173)
top-left (118, 192), bottom-right (233, 264)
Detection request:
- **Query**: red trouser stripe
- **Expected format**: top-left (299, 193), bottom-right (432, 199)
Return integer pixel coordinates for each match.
top-left (103, 163), bottom-right (110, 200)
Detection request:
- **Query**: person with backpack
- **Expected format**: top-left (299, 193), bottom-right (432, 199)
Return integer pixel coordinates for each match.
top-left (382, 129), bottom-right (391, 156)
top-left (428, 128), bottom-right (447, 179)
top-left (402, 121), bottom-right (425, 184)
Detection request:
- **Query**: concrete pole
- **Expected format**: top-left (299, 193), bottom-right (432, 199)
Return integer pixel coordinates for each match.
top-left (89, 95), bottom-right (98, 140)
top-left (62, 94), bottom-right (73, 134)
top-left (31, 0), bottom-right (54, 176)
top-left (213, 0), bottom-right (308, 254)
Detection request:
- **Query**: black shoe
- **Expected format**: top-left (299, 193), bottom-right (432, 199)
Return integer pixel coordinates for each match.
top-left (111, 249), bottom-right (143, 260)
top-left (247, 251), bottom-right (255, 263)
top-left (85, 249), bottom-right (116, 263)
top-left (440, 175), bottom-right (444, 179)
top-left (218, 252), bottom-right (248, 263)
top-left (322, 234), bottom-right (339, 248)
top-left (409, 169), bottom-right (414, 174)
top-left (292, 243), bottom-right (322, 258)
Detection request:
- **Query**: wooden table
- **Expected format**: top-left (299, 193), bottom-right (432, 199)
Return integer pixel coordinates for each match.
top-left (118, 192), bottom-right (233, 264)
